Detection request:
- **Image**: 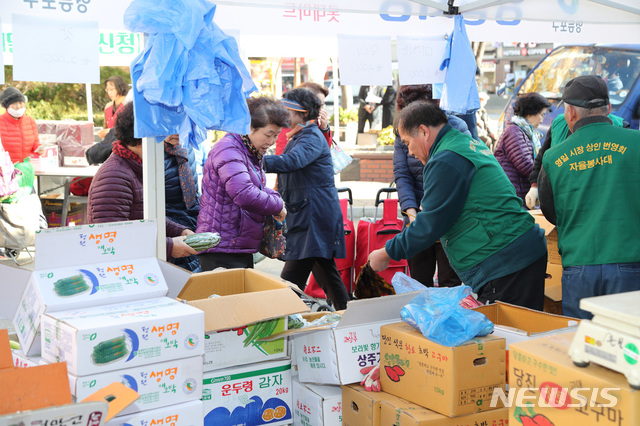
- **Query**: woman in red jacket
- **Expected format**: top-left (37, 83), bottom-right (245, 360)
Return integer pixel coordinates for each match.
top-left (97, 75), bottom-right (129, 139)
top-left (0, 87), bottom-right (42, 163)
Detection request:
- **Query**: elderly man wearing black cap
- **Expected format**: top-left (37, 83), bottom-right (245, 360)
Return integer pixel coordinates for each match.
top-left (0, 87), bottom-right (42, 163)
top-left (538, 75), bottom-right (640, 319)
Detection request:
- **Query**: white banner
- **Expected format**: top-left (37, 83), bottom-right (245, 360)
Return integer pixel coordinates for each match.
top-left (1, 1), bottom-right (638, 67)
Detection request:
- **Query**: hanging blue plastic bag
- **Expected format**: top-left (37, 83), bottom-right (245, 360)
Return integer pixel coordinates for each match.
top-left (391, 272), bottom-right (425, 294)
top-left (124, 0), bottom-right (257, 149)
top-left (439, 15), bottom-right (480, 115)
top-left (401, 285), bottom-right (493, 347)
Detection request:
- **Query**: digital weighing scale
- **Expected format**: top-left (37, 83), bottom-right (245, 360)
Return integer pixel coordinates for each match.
top-left (568, 290), bottom-right (640, 389)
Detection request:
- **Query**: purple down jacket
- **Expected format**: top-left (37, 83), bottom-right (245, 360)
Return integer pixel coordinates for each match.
top-left (493, 122), bottom-right (534, 204)
top-left (196, 133), bottom-right (284, 253)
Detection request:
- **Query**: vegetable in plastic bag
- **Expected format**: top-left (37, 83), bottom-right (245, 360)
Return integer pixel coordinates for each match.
top-left (401, 285), bottom-right (493, 347)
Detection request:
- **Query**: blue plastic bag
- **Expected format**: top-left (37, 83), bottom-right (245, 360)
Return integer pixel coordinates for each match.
top-left (439, 15), bottom-right (480, 115)
top-left (124, 0), bottom-right (257, 149)
top-left (400, 285), bottom-right (493, 347)
top-left (391, 272), bottom-right (425, 294)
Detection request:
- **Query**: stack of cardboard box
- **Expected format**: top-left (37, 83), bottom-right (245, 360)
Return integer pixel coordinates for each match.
top-left (274, 293), bottom-right (420, 425)
top-left (1, 221), bottom-right (207, 424)
top-left (176, 268), bottom-right (308, 426)
top-left (530, 210), bottom-right (564, 314)
top-left (340, 301), bottom-right (580, 426)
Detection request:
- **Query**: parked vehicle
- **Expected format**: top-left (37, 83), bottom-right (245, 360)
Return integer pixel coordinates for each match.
top-left (498, 44), bottom-right (640, 138)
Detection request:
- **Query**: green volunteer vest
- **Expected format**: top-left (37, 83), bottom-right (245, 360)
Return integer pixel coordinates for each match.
top-left (431, 129), bottom-right (535, 270)
top-left (543, 122), bottom-right (640, 266)
top-left (550, 114), bottom-right (624, 147)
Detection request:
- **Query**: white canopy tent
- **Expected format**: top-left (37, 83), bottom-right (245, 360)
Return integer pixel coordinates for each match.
top-left (1, 0), bottom-right (639, 258)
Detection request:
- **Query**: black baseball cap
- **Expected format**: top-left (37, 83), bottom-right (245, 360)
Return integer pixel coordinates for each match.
top-left (562, 75), bottom-right (609, 108)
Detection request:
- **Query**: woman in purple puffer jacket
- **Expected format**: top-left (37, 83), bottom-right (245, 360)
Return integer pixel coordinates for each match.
top-left (196, 96), bottom-right (289, 271)
top-left (494, 93), bottom-right (550, 206)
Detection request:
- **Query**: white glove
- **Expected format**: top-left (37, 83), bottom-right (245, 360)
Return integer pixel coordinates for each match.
top-left (525, 187), bottom-right (539, 209)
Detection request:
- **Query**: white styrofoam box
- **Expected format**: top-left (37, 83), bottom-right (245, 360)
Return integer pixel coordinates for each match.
top-left (11, 349), bottom-right (42, 368)
top-left (70, 356), bottom-right (203, 417)
top-left (6, 221), bottom-right (186, 356)
top-left (202, 359), bottom-right (293, 426)
top-left (292, 377), bottom-right (342, 426)
top-left (41, 297), bottom-right (204, 375)
top-left (107, 400), bottom-right (204, 426)
top-left (287, 292), bottom-right (419, 385)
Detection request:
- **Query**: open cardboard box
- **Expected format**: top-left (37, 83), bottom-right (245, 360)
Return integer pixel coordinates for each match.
top-left (473, 301), bottom-right (579, 349)
top-left (0, 329), bottom-right (138, 422)
top-left (380, 322), bottom-right (506, 417)
top-left (265, 292), bottom-right (420, 385)
top-left (529, 210), bottom-right (562, 264)
top-left (177, 268), bottom-right (309, 371)
top-left (0, 220), bottom-right (188, 356)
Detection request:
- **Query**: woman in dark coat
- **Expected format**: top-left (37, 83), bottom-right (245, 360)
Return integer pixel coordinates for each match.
top-left (494, 93), bottom-right (550, 206)
top-left (263, 88), bottom-right (349, 310)
top-left (88, 103), bottom-right (197, 261)
top-left (164, 134), bottom-right (201, 272)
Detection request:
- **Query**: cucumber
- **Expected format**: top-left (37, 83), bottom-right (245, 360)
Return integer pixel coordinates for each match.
top-left (185, 232), bottom-right (221, 251)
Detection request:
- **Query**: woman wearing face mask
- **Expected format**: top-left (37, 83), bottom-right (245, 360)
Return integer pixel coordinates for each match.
top-left (196, 96), bottom-right (289, 271)
top-left (0, 87), bottom-right (43, 163)
top-left (263, 88), bottom-right (349, 310)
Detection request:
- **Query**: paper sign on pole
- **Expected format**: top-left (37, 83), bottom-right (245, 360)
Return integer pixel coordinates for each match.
top-left (337, 35), bottom-right (392, 86)
top-left (397, 36), bottom-right (447, 86)
top-left (12, 14), bottom-right (99, 84)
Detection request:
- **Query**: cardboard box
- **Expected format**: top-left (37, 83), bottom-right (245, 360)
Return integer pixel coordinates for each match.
top-left (107, 400), bottom-right (203, 426)
top-left (530, 210), bottom-right (561, 264)
top-left (41, 297), bottom-right (204, 375)
top-left (341, 385), bottom-right (413, 426)
top-left (177, 268), bottom-right (308, 371)
top-left (30, 145), bottom-right (59, 172)
top-left (70, 356), bottom-right (203, 416)
top-left (473, 301), bottom-right (579, 349)
top-left (0, 329), bottom-right (138, 422)
top-left (544, 262), bottom-right (564, 315)
top-left (380, 398), bottom-right (509, 426)
top-left (4, 221), bottom-right (185, 356)
top-left (509, 332), bottom-right (640, 426)
top-left (380, 321), bottom-right (506, 417)
top-left (356, 132), bottom-right (378, 146)
top-left (202, 359), bottom-right (293, 426)
top-left (292, 376), bottom-right (342, 426)
top-left (63, 154), bottom-right (90, 167)
top-left (272, 292), bottom-right (419, 386)
top-left (41, 195), bottom-right (86, 227)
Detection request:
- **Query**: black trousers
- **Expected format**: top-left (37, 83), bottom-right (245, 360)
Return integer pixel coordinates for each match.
top-left (476, 254), bottom-right (547, 311)
top-left (198, 252), bottom-right (254, 272)
top-left (281, 257), bottom-right (350, 310)
top-left (408, 242), bottom-right (461, 287)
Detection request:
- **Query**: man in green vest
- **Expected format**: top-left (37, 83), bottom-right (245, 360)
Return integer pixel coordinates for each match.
top-left (538, 75), bottom-right (640, 319)
top-left (369, 101), bottom-right (547, 310)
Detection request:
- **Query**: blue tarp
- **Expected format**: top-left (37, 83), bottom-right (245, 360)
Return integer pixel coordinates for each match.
top-left (439, 15), bottom-right (480, 115)
top-left (124, 0), bottom-right (257, 148)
